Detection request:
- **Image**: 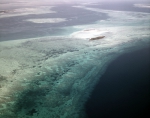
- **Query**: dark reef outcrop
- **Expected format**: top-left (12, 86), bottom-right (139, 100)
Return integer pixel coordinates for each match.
top-left (89, 36), bottom-right (105, 40)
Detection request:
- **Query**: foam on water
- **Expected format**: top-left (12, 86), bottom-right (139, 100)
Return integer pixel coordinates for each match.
top-left (0, 4), bottom-right (150, 118)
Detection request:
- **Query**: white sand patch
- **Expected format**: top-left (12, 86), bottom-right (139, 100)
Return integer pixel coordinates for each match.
top-left (134, 4), bottom-right (150, 8)
top-left (0, 4), bottom-right (150, 118)
top-left (69, 6), bottom-right (150, 41)
top-left (70, 28), bottom-right (111, 39)
top-left (25, 18), bottom-right (67, 23)
top-left (0, 6), bottom-right (55, 18)
top-left (0, 25), bottom-right (149, 117)
top-left (0, 58), bottom-right (20, 77)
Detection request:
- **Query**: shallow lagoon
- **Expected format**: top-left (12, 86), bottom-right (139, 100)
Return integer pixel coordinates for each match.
top-left (0, 1), bottom-right (150, 118)
top-left (0, 5), bottom-right (108, 41)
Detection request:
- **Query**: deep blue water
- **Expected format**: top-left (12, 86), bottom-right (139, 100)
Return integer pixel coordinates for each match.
top-left (85, 46), bottom-right (150, 118)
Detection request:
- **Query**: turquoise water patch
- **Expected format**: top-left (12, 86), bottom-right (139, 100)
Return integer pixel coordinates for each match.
top-left (0, 2), bottom-right (150, 118)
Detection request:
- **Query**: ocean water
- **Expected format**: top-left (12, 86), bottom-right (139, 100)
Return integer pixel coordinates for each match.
top-left (86, 1), bottom-right (150, 13)
top-left (85, 46), bottom-right (150, 118)
top-left (0, 5), bottom-right (108, 41)
top-left (0, 1), bottom-right (150, 118)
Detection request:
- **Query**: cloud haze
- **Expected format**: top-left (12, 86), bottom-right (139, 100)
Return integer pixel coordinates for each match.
top-left (0, 0), bottom-right (149, 9)
top-left (0, 0), bottom-right (149, 3)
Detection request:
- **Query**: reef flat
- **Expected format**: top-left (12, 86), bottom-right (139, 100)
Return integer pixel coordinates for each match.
top-left (0, 1), bottom-right (150, 118)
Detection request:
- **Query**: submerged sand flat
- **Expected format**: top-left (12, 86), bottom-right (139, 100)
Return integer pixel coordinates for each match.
top-left (25, 18), bottom-right (67, 23)
top-left (0, 6), bottom-right (55, 18)
top-left (0, 26), bottom-right (149, 118)
top-left (0, 3), bottom-right (150, 118)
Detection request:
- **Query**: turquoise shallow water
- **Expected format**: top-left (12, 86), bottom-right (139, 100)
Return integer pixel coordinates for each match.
top-left (0, 1), bottom-right (150, 118)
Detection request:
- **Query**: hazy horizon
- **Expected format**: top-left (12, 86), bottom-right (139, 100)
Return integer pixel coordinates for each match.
top-left (0, 0), bottom-right (150, 4)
